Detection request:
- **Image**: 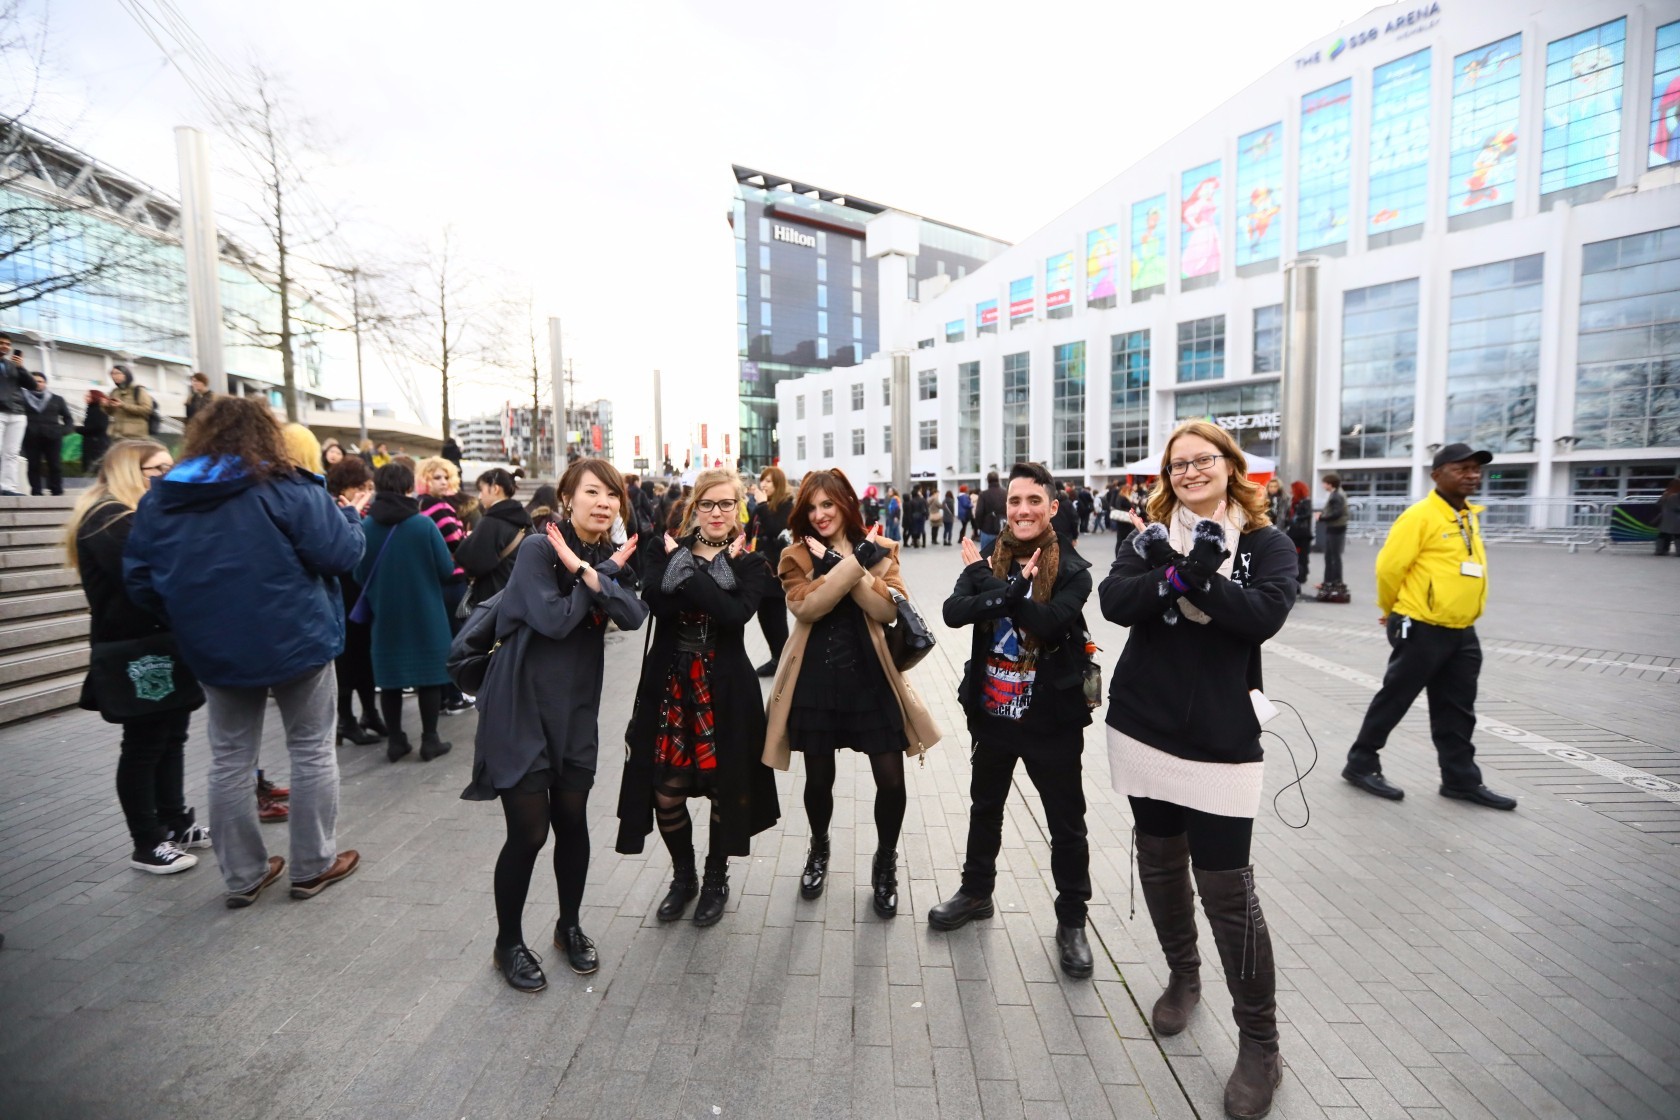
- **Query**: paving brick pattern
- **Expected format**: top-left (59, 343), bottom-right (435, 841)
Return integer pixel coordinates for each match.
top-left (0, 539), bottom-right (1676, 1118)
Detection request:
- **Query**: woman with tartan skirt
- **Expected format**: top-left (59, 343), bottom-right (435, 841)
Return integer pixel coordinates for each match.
top-left (617, 468), bottom-right (781, 926)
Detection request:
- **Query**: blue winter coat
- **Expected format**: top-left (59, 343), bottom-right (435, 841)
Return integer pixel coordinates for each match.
top-left (124, 458), bottom-right (365, 689)
top-left (354, 498), bottom-right (455, 689)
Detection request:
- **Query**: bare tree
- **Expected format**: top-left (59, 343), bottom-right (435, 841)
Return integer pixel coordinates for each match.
top-left (401, 229), bottom-right (495, 443)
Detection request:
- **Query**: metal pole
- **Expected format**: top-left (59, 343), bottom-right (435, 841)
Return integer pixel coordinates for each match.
top-left (652, 369), bottom-right (663, 475)
top-left (1279, 257), bottom-right (1320, 489)
top-left (351, 270), bottom-right (368, 447)
top-left (174, 126), bottom-right (226, 393)
top-left (890, 350), bottom-right (911, 496)
top-left (547, 317), bottom-right (564, 476)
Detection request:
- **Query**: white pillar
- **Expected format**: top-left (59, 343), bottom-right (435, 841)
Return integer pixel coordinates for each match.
top-left (174, 127), bottom-right (225, 393)
top-left (548, 317), bottom-right (565, 471)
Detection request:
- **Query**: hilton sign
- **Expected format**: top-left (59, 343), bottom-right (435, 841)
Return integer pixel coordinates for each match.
top-left (773, 224), bottom-right (817, 248)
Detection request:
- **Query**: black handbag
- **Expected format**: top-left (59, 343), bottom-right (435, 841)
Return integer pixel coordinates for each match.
top-left (446, 590), bottom-right (505, 694)
top-left (84, 632), bottom-right (205, 723)
top-left (884, 588), bottom-right (935, 673)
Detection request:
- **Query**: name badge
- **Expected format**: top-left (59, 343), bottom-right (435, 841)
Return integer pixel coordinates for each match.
top-left (1460, 561), bottom-right (1484, 578)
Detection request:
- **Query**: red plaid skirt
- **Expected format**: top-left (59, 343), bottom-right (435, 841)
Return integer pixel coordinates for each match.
top-left (653, 649), bottom-right (719, 778)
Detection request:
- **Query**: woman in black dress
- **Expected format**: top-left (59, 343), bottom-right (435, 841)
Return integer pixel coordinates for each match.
top-left (617, 468), bottom-right (781, 926)
top-left (462, 458), bottom-right (647, 993)
top-left (762, 469), bottom-right (941, 918)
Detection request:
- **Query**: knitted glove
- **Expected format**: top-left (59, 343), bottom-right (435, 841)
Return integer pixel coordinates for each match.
top-left (811, 546), bottom-right (843, 576)
top-left (851, 537), bottom-right (884, 571)
top-left (1177, 519), bottom-right (1230, 587)
top-left (1003, 571), bottom-right (1031, 602)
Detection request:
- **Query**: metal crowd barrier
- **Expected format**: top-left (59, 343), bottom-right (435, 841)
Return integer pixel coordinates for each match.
top-left (1345, 495), bottom-right (1667, 553)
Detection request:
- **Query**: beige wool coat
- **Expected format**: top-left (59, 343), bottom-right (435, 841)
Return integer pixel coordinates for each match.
top-left (762, 537), bottom-right (942, 770)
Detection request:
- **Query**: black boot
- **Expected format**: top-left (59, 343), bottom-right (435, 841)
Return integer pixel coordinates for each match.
top-left (871, 849), bottom-right (898, 918)
top-left (657, 853), bottom-right (699, 922)
top-left (1136, 832), bottom-right (1201, 1035)
top-left (361, 709), bottom-right (388, 737)
top-left (1056, 924), bottom-right (1093, 980)
top-left (694, 855), bottom-right (728, 927)
top-left (927, 890), bottom-right (994, 930)
top-left (492, 943), bottom-right (546, 993)
top-left (553, 923), bottom-right (598, 975)
top-left (337, 717), bottom-right (381, 746)
top-left (419, 732), bottom-right (453, 761)
top-left (386, 731), bottom-right (412, 763)
top-left (800, 834), bottom-right (830, 899)
top-left (1194, 865), bottom-right (1282, 1120)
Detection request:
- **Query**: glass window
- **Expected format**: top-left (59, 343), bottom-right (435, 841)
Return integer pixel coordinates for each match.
top-left (1541, 19), bottom-right (1626, 198)
top-left (1253, 305), bottom-right (1283, 374)
top-left (917, 338), bottom-right (935, 350)
top-left (1338, 468), bottom-right (1412, 499)
top-left (816, 311), bottom-right (827, 334)
top-left (852, 265), bottom-right (863, 288)
top-left (761, 303), bottom-right (772, 328)
top-left (759, 274), bottom-right (771, 299)
top-left (1446, 255), bottom-right (1543, 454)
top-left (1180, 160), bottom-right (1222, 284)
top-left (817, 232), bottom-right (828, 254)
top-left (1046, 251), bottom-right (1075, 317)
top-left (918, 419), bottom-right (938, 450)
top-left (945, 318), bottom-right (965, 343)
top-left (1368, 48), bottom-right (1432, 237)
top-left (759, 246), bottom-right (770, 271)
top-left (977, 299), bottom-right (999, 335)
top-left (1177, 315), bottom-right (1226, 383)
top-left (884, 425), bottom-right (892, 454)
top-left (1652, 21), bottom-right (1680, 169)
top-left (852, 291), bottom-right (863, 315)
top-left (851, 238), bottom-right (861, 263)
top-left (1299, 79), bottom-right (1353, 252)
top-left (852, 429), bottom-right (865, 455)
top-left (817, 258), bottom-right (827, 282)
top-left (1131, 195), bottom-right (1167, 298)
top-left (821, 389), bottom-right (833, 416)
top-left (1052, 341), bottom-right (1087, 471)
top-left (1574, 227), bottom-right (1680, 449)
top-left (1174, 380), bottom-right (1280, 457)
top-left (822, 431), bottom-right (834, 458)
top-left (1340, 278), bottom-right (1421, 458)
top-left (1086, 225), bottom-right (1120, 309)
top-left (1111, 331), bottom-right (1151, 468)
top-left (1009, 277), bottom-right (1034, 326)
top-left (958, 360), bottom-right (981, 473)
top-left (1003, 352), bottom-right (1031, 464)
top-left (797, 435), bottom-right (807, 459)
top-left (795, 395), bottom-right (805, 420)
top-left (817, 284), bottom-right (827, 309)
top-left (1449, 34), bottom-right (1522, 219)
top-left (1571, 462), bottom-right (1680, 500)
top-left (917, 370), bottom-right (937, 400)
top-left (1236, 124), bottom-right (1284, 269)
top-left (882, 377), bottom-right (890, 405)
top-left (817, 337), bottom-right (829, 360)
top-left (853, 315), bottom-right (863, 339)
top-left (851, 382), bottom-right (864, 410)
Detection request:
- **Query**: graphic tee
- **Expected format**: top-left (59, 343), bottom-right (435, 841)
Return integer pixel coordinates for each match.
top-left (982, 618), bottom-right (1037, 721)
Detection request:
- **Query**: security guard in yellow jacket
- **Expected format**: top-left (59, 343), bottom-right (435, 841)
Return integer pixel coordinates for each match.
top-left (1342, 443), bottom-right (1517, 811)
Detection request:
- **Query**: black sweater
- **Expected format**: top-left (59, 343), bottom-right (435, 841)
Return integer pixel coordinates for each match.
top-left (1098, 525), bottom-right (1296, 764)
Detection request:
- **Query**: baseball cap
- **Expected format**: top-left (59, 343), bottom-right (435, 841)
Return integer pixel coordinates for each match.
top-left (1431, 442), bottom-right (1493, 470)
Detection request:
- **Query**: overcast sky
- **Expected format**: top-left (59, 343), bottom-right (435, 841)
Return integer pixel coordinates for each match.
top-left (16, 0), bottom-right (1371, 456)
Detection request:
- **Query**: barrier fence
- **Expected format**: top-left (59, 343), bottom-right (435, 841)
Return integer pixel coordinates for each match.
top-left (1345, 493), bottom-right (1670, 552)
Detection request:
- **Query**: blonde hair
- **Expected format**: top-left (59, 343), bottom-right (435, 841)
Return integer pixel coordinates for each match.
top-left (63, 439), bottom-right (168, 571)
top-left (1145, 420), bottom-right (1272, 529)
top-left (280, 423), bottom-right (322, 474)
top-left (416, 456), bottom-right (459, 493)
top-left (681, 468), bottom-right (743, 537)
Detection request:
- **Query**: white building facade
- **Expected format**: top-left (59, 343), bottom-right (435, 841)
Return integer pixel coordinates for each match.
top-left (775, 0), bottom-right (1680, 509)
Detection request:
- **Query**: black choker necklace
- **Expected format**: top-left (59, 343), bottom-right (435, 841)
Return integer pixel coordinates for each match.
top-left (698, 529), bottom-right (732, 548)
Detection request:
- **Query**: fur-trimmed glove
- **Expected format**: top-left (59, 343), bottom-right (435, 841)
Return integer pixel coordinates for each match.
top-left (1130, 522), bottom-right (1180, 570)
top-left (1177, 520), bottom-right (1231, 588)
top-left (851, 537), bottom-right (884, 571)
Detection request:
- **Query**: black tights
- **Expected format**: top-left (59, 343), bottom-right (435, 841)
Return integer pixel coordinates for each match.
top-left (1129, 796), bottom-right (1253, 871)
top-left (802, 749), bottom-right (907, 852)
top-left (380, 686), bottom-right (440, 739)
top-left (654, 778), bottom-right (723, 872)
top-left (493, 788), bottom-right (590, 947)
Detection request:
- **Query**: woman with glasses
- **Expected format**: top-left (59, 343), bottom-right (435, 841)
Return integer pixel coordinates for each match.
top-left (763, 468), bottom-right (941, 919)
top-left (1101, 420), bottom-right (1296, 1120)
top-left (618, 469), bottom-right (781, 926)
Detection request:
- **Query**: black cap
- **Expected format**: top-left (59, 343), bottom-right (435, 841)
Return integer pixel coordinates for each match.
top-left (1431, 442), bottom-right (1493, 470)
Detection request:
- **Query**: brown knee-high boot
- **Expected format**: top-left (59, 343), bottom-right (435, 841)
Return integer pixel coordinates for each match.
top-left (1193, 865), bottom-right (1282, 1120)
top-left (1135, 832), bottom-right (1201, 1034)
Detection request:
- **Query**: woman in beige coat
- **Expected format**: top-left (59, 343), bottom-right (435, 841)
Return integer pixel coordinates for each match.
top-left (764, 468), bottom-right (941, 918)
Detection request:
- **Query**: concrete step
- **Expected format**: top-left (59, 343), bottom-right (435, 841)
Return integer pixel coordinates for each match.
top-left (0, 547), bottom-right (71, 571)
top-left (0, 640), bottom-right (89, 686)
top-left (0, 567), bottom-right (79, 594)
top-left (0, 590), bottom-right (86, 622)
top-left (0, 509), bottom-right (74, 528)
top-left (0, 671), bottom-right (84, 725)
top-left (0, 527), bottom-right (66, 547)
top-left (0, 614), bottom-right (89, 653)
top-left (0, 494), bottom-right (78, 510)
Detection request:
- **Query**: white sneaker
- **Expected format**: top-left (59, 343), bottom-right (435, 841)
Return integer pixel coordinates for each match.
top-left (131, 842), bottom-right (198, 875)
top-left (169, 822), bottom-right (213, 850)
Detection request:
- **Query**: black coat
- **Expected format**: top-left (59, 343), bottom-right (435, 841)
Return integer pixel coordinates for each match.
top-left (973, 484), bottom-right (1006, 535)
top-left (1099, 525), bottom-right (1296, 765)
top-left (455, 498), bottom-right (532, 606)
top-left (75, 500), bottom-right (171, 716)
top-left (79, 405), bottom-right (110, 466)
top-left (617, 537), bottom-right (781, 857)
top-left (1052, 500), bottom-right (1079, 539)
top-left (0, 357), bottom-right (30, 413)
top-left (24, 393), bottom-right (73, 439)
top-left (1285, 497), bottom-right (1314, 546)
top-left (944, 534), bottom-right (1095, 740)
top-left (748, 496), bottom-right (793, 572)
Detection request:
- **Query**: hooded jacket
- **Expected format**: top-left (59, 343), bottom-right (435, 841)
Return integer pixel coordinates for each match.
top-left (123, 457), bottom-right (366, 688)
top-left (455, 497), bottom-right (533, 606)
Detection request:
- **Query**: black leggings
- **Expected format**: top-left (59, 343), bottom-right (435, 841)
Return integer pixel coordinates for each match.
top-left (380, 686), bottom-right (440, 739)
top-left (802, 748), bottom-right (907, 852)
top-left (494, 787), bottom-right (590, 946)
top-left (1129, 796), bottom-right (1253, 871)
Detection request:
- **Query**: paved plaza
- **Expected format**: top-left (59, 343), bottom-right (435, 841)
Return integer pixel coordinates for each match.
top-left (1, 539), bottom-right (1677, 1119)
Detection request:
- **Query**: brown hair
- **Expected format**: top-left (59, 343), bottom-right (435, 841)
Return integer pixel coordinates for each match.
top-left (1145, 420), bottom-right (1272, 529)
top-left (559, 457), bottom-right (630, 522)
top-left (788, 468), bottom-right (865, 545)
top-left (326, 456), bottom-right (373, 497)
top-left (758, 464), bottom-right (792, 512)
top-left (183, 396), bottom-right (291, 480)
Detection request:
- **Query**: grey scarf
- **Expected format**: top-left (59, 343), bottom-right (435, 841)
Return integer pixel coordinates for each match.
top-left (22, 388), bottom-right (49, 413)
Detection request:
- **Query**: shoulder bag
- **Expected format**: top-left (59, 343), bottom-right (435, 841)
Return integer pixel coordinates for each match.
top-left (348, 524), bottom-right (397, 624)
top-left (447, 589), bottom-right (505, 694)
top-left (884, 587), bottom-right (936, 673)
top-left (458, 527), bottom-right (526, 619)
top-left (85, 632), bottom-right (205, 723)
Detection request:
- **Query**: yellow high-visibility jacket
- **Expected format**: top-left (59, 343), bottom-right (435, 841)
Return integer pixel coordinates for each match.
top-left (1374, 490), bottom-right (1489, 629)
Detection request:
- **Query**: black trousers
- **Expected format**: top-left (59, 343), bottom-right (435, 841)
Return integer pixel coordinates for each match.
top-left (115, 709), bottom-right (192, 851)
top-left (1348, 616), bottom-right (1484, 790)
top-left (960, 735), bottom-right (1091, 926)
top-left (756, 587), bottom-right (788, 663)
top-left (23, 433), bottom-right (63, 495)
top-left (1323, 527), bottom-right (1346, 584)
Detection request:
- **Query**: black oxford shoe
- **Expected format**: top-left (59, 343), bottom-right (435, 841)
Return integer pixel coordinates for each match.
top-left (1057, 925), bottom-right (1094, 980)
top-left (1440, 784), bottom-right (1517, 810)
top-left (927, 891), bottom-right (995, 931)
top-left (1343, 767), bottom-right (1404, 800)
top-left (554, 924), bottom-right (599, 975)
top-left (493, 943), bottom-right (546, 993)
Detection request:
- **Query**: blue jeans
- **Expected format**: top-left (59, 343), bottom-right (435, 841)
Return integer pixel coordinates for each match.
top-left (978, 531), bottom-right (997, 551)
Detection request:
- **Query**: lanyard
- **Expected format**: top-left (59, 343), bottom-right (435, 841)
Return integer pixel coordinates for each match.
top-left (1453, 510), bottom-right (1475, 557)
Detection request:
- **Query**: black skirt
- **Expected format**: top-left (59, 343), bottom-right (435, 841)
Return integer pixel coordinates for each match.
top-left (788, 596), bottom-right (907, 755)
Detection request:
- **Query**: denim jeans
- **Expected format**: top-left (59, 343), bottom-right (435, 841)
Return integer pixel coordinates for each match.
top-left (203, 663), bottom-right (341, 891)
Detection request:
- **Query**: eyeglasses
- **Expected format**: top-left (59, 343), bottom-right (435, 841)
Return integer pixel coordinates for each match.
top-left (695, 498), bottom-right (738, 513)
top-left (1167, 453), bottom-right (1224, 477)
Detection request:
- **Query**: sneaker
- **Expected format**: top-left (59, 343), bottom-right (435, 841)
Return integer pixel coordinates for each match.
top-left (131, 841), bottom-right (198, 875)
top-left (168, 822), bottom-right (213, 850)
top-left (441, 699), bottom-right (473, 717)
top-left (258, 795), bottom-right (290, 823)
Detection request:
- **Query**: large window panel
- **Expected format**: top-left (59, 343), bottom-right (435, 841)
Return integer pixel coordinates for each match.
top-left (1236, 124), bottom-right (1283, 270)
top-left (1052, 342), bottom-right (1086, 472)
top-left (1651, 20), bottom-right (1680, 168)
top-left (1299, 79), bottom-right (1353, 252)
top-left (1340, 279), bottom-right (1420, 459)
top-left (1177, 315), bottom-right (1226, 384)
top-left (1448, 34), bottom-right (1522, 222)
top-left (1174, 381), bottom-right (1280, 457)
top-left (1368, 49), bottom-right (1432, 240)
top-left (1574, 226), bottom-right (1680, 449)
top-left (1111, 331), bottom-right (1151, 467)
top-left (958, 360), bottom-right (981, 473)
top-left (1541, 19), bottom-right (1626, 200)
top-left (1446, 255), bottom-right (1543, 454)
top-left (1130, 195), bottom-right (1167, 300)
top-left (1180, 160), bottom-right (1222, 288)
top-left (1003, 352), bottom-right (1031, 464)
top-left (1086, 225), bottom-right (1120, 309)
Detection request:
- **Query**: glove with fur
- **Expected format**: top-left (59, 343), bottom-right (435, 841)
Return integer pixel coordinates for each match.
top-left (1176, 519), bottom-right (1231, 588)
top-left (1130, 522), bottom-right (1180, 570)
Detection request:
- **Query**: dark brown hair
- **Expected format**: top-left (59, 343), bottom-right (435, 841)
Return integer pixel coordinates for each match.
top-left (326, 456), bottom-right (373, 497)
top-left (788, 468), bottom-right (865, 545)
top-left (182, 396), bottom-right (291, 480)
top-left (1322, 472), bottom-right (1341, 487)
top-left (559, 457), bottom-right (630, 520)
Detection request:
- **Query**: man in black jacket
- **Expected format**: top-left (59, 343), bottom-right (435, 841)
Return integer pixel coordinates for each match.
top-left (973, 470), bottom-right (1006, 550)
top-left (22, 372), bottom-right (74, 495)
top-left (929, 461), bottom-right (1096, 979)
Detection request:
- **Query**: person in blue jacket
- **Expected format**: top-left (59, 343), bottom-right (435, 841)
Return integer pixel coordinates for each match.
top-left (124, 397), bottom-right (368, 909)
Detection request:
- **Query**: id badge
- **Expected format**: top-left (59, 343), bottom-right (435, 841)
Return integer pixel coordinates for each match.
top-left (1460, 561), bottom-right (1484, 578)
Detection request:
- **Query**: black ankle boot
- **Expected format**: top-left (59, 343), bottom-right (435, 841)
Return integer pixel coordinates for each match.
top-left (419, 732), bottom-right (452, 761)
top-left (553, 923), bottom-right (598, 975)
top-left (658, 855), bottom-right (699, 922)
top-left (800, 834), bottom-right (830, 900)
top-left (337, 717), bottom-right (381, 746)
top-left (694, 856), bottom-right (729, 926)
top-left (386, 731), bottom-right (411, 763)
top-left (492, 942), bottom-right (546, 993)
top-left (871, 849), bottom-right (898, 918)
top-left (361, 710), bottom-right (388, 737)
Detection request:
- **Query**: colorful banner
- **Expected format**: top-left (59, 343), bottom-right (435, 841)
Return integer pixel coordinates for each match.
top-left (978, 299), bottom-right (999, 327)
top-left (1045, 252), bottom-right (1074, 310)
top-left (1449, 34), bottom-right (1522, 214)
top-left (1008, 277), bottom-right (1034, 322)
top-left (1369, 48), bottom-right (1432, 234)
top-left (1235, 124), bottom-right (1282, 267)
top-left (1299, 78), bottom-right (1353, 252)
top-left (1541, 18), bottom-right (1625, 194)
top-left (1085, 225), bottom-right (1119, 302)
top-left (1650, 20), bottom-right (1680, 167)
top-left (1130, 195), bottom-right (1166, 291)
top-left (1179, 161), bottom-right (1222, 279)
